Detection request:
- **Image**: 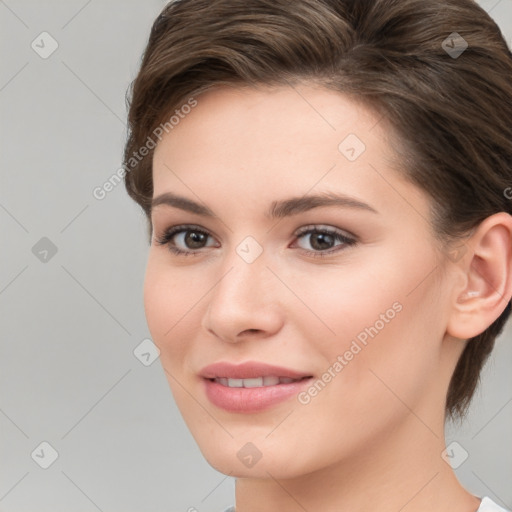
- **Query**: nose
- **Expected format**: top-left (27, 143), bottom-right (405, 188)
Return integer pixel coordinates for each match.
top-left (201, 247), bottom-right (284, 343)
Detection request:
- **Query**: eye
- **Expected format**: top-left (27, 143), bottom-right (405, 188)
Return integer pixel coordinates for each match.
top-left (154, 224), bottom-right (357, 258)
top-left (154, 224), bottom-right (218, 257)
top-left (292, 225), bottom-right (357, 258)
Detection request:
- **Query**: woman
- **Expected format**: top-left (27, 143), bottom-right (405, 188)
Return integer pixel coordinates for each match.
top-left (123, 0), bottom-right (512, 510)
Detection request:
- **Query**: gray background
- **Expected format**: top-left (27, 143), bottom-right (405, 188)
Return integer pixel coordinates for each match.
top-left (1, 1), bottom-right (511, 511)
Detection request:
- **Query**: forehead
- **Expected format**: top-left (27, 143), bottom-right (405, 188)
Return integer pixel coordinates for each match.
top-left (156, 83), bottom-right (382, 155)
top-left (151, 83), bottom-right (429, 223)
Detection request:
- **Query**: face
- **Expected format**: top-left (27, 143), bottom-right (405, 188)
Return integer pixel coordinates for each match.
top-left (145, 83), bottom-right (459, 478)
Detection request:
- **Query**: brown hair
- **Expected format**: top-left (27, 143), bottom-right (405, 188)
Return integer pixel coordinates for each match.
top-left (123, 0), bottom-right (512, 421)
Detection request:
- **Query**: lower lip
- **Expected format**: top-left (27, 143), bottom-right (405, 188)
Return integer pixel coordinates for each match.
top-left (202, 377), bottom-right (313, 413)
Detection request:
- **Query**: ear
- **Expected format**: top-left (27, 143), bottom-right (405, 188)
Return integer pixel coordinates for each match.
top-left (446, 212), bottom-right (512, 340)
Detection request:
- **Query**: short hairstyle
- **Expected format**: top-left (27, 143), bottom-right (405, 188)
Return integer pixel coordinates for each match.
top-left (123, 0), bottom-right (512, 421)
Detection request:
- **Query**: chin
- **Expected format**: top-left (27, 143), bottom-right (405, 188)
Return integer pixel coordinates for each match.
top-left (195, 436), bottom-right (317, 480)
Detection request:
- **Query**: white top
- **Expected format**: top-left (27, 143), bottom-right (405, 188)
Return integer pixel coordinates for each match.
top-left (222, 496), bottom-right (510, 512)
top-left (479, 497), bottom-right (511, 512)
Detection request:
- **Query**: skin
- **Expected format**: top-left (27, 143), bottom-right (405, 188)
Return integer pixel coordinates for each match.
top-left (145, 83), bottom-right (512, 512)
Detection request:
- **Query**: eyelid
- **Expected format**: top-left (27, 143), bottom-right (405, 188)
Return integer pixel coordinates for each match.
top-left (294, 223), bottom-right (356, 239)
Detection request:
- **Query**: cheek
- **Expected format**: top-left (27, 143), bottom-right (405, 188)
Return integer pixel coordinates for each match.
top-left (302, 245), bottom-right (444, 410)
top-left (143, 254), bottom-right (197, 362)
top-left (287, 257), bottom-right (402, 356)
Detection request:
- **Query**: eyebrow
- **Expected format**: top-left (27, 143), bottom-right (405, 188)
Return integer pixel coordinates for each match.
top-left (151, 191), bottom-right (378, 219)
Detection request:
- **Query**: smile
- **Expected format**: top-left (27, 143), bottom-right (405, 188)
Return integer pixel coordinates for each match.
top-left (211, 376), bottom-right (308, 387)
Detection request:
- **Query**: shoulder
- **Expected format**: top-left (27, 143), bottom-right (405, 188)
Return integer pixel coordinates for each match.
top-left (478, 497), bottom-right (511, 512)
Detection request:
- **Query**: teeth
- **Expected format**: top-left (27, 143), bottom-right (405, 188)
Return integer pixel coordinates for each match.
top-left (240, 377), bottom-right (263, 388)
top-left (213, 376), bottom-right (301, 388)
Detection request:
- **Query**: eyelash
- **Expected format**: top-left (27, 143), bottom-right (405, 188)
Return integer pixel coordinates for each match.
top-left (154, 224), bottom-right (357, 259)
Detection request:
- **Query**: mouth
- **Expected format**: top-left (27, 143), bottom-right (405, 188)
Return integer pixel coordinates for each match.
top-left (199, 362), bottom-right (315, 413)
top-left (206, 375), bottom-right (313, 388)
top-left (199, 360), bottom-right (313, 381)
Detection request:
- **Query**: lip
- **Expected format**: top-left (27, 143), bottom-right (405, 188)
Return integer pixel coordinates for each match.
top-left (199, 361), bottom-right (314, 413)
top-left (199, 361), bottom-right (312, 380)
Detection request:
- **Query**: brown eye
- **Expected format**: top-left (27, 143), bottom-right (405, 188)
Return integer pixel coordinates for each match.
top-left (293, 226), bottom-right (357, 258)
top-left (182, 230), bottom-right (209, 249)
top-left (155, 225), bottom-right (218, 256)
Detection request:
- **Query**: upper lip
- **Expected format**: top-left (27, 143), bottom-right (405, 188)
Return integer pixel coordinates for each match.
top-left (200, 361), bottom-right (312, 380)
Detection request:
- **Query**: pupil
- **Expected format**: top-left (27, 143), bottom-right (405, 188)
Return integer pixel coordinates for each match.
top-left (186, 231), bottom-right (206, 248)
top-left (312, 233), bottom-right (333, 250)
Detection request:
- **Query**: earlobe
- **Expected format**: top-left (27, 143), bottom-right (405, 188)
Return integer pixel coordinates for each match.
top-left (446, 212), bottom-right (512, 340)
